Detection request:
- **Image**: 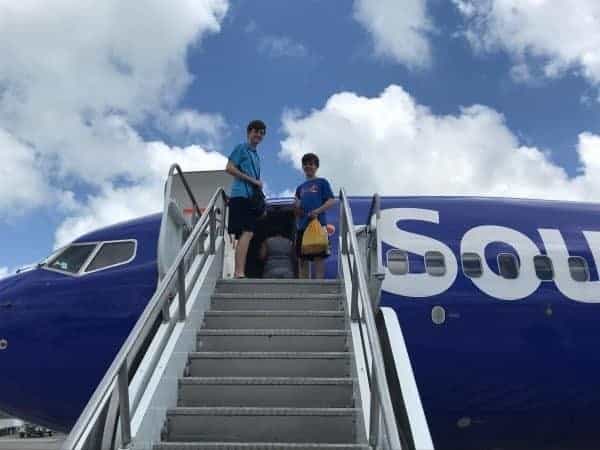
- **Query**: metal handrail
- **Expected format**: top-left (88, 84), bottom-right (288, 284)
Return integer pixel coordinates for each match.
top-left (338, 189), bottom-right (402, 449)
top-left (63, 177), bottom-right (227, 450)
top-left (168, 163), bottom-right (204, 219)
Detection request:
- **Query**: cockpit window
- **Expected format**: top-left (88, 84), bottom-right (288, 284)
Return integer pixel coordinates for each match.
top-left (498, 253), bottom-right (519, 279)
top-left (85, 241), bottom-right (136, 272)
top-left (47, 244), bottom-right (97, 274)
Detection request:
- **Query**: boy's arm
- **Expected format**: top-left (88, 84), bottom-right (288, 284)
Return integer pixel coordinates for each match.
top-left (294, 187), bottom-right (303, 217)
top-left (225, 160), bottom-right (262, 188)
top-left (308, 179), bottom-right (336, 217)
top-left (308, 198), bottom-right (336, 217)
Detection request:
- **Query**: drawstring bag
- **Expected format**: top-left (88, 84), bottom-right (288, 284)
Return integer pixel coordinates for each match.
top-left (301, 219), bottom-right (328, 256)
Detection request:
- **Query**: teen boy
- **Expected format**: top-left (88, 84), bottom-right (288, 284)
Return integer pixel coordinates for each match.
top-left (295, 153), bottom-right (336, 279)
top-left (225, 119), bottom-right (266, 278)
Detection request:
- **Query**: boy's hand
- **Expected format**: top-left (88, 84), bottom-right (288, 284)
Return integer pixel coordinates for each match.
top-left (253, 179), bottom-right (263, 190)
top-left (308, 210), bottom-right (319, 218)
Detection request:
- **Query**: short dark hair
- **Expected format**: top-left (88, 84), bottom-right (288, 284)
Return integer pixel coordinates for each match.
top-left (301, 153), bottom-right (319, 167)
top-left (247, 119), bottom-right (266, 134)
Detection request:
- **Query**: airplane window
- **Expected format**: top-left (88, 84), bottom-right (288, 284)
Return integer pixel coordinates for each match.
top-left (498, 253), bottom-right (519, 279)
top-left (425, 251), bottom-right (446, 277)
top-left (461, 253), bottom-right (482, 278)
top-left (534, 255), bottom-right (554, 281)
top-left (85, 241), bottom-right (136, 272)
top-left (568, 256), bottom-right (589, 282)
top-left (387, 249), bottom-right (408, 275)
top-left (47, 244), bottom-right (97, 274)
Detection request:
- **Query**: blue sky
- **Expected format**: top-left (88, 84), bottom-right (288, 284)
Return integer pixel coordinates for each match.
top-left (1, 0), bottom-right (600, 274)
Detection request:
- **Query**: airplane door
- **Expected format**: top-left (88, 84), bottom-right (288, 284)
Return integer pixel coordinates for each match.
top-left (157, 170), bottom-right (230, 279)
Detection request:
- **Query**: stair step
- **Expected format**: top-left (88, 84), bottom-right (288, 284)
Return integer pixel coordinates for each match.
top-left (178, 377), bottom-right (354, 408)
top-left (196, 330), bottom-right (348, 352)
top-left (165, 407), bottom-right (359, 443)
top-left (203, 311), bottom-right (345, 330)
top-left (216, 279), bottom-right (342, 295)
top-left (211, 294), bottom-right (343, 312)
top-left (187, 352), bottom-right (351, 378)
top-left (154, 443), bottom-right (370, 450)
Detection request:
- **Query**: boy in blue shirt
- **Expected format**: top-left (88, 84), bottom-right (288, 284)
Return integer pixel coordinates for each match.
top-left (295, 153), bottom-right (336, 279)
top-left (225, 119), bottom-right (266, 278)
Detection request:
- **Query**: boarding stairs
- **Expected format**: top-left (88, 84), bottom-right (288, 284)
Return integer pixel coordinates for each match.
top-left (156, 278), bottom-right (365, 449)
top-left (62, 165), bottom-right (434, 450)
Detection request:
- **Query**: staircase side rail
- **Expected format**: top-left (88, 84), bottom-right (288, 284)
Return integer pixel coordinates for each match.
top-left (339, 189), bottom-right (403, 450)
top-left (63, 186), bottom-right (228, 450)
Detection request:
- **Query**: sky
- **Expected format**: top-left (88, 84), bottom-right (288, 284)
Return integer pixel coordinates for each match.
top-left (2, 0), bottom-right (600, 275)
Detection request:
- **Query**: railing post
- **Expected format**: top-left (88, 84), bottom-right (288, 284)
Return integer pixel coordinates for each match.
top-left (369, 368), bottom-right (381, 448)
top-left (117, 363), bottom-right (132, 448)
top-left (177, 262), bottom-right (186, 321)
top-left (209, 209), bottom-right (216, 254)
top-left (340, 207), bottom-right (348, 255)
top-left (161, 297), bottom-right (170, 323)
top-left (351, 259), bottom-right (360, 321)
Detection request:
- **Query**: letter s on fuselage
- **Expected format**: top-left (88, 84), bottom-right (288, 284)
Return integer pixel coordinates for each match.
top-left (380, 207), bottom-right (600, 303)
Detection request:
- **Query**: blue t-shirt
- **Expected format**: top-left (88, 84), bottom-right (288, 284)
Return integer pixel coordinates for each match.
top-left (295, 177), bottom-right (334, 230)
top-left (228, 143), bottom-right (261, 199)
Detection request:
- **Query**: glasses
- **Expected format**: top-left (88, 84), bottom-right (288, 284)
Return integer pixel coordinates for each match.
top-left (251, 128), bottom-right (266, 136)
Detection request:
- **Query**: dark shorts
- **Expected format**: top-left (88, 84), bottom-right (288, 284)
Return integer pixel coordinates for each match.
top-left (296, 226), bottom-right (330, 260)
top-left (228, 197), bottom-right (259, 239)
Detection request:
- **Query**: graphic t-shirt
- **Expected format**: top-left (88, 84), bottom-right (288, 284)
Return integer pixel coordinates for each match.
top-left (295, 177), bottom-right (334, 230)
top-left (228, 143), bottom-right (260, 198)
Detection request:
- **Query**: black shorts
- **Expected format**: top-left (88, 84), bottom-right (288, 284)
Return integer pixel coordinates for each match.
top-left (228, 197), bottom-right (260, 239)
top-left (296, 227), bottom-right (330, 260)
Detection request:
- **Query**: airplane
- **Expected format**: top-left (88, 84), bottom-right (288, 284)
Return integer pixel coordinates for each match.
top-left (1, 170), bottom-right (600, 450)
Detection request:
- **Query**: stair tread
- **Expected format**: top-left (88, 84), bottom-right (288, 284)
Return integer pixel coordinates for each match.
top-left (205, 310), bottom-right (344, 317)
top-left (180, 377), bottom-right (354, 385)
top-left (217, 279), bottom-right (341, 285)
top-left (167, 407), bottom-right (360, 416)
top-left (188, 351), bottom-right (351, 358)
top-left (197, 329), bottom-right (347, 336)
top-left (212, 293), bottom-right (342, 299)
top-left (154, 443), bottom-right (369, 449)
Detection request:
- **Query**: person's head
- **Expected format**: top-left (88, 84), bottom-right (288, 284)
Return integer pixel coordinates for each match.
top-left (301, 153), bottom-right (319, 178)
top-left (247, 119), bottom-right (266, 147)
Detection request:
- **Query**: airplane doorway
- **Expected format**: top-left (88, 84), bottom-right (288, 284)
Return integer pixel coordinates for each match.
top-left (244, 204), bottom-right (297, 279)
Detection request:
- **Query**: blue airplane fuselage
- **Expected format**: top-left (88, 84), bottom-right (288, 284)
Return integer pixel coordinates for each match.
top-left (1, 197), bottom-right (599, 450)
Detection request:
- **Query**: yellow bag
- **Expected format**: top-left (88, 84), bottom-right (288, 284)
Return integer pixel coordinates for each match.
top-left (301, 218), bottom-right (328, 256)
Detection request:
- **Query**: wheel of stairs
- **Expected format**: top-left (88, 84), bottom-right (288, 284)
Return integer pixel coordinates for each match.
top-left (153, 278), bottom-right (370, 450)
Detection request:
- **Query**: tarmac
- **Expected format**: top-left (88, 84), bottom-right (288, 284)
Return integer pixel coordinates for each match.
top-left (0, 434), bottom-right (65, 450)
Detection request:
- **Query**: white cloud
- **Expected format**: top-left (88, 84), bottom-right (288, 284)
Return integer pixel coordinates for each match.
top-left (353, 0), bottom-right (432, 68)
top-left (0, 0), bottom-right (230, 243)
top-left (453, 0), bottom-right (600, 85)
top-left (0, 267), bottom-right (9, 279)
top-left (258, 36), bottom-right (308, 59)
top-left (0, 129), bottom-right (53, 215)
top-left (280, 84), bottom-right (600, 201)
top-left (0, 0), bottom-right (228, 182)
top-left (158, 110), bottom-right (227, 147)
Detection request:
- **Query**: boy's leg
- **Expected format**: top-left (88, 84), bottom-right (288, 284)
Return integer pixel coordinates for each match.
top-left (313, 257), bottom-right (325, 279)
top-left (234, 231), bottom-right (253, 277)
top-left (298, 258), bottom-right (309, 279)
